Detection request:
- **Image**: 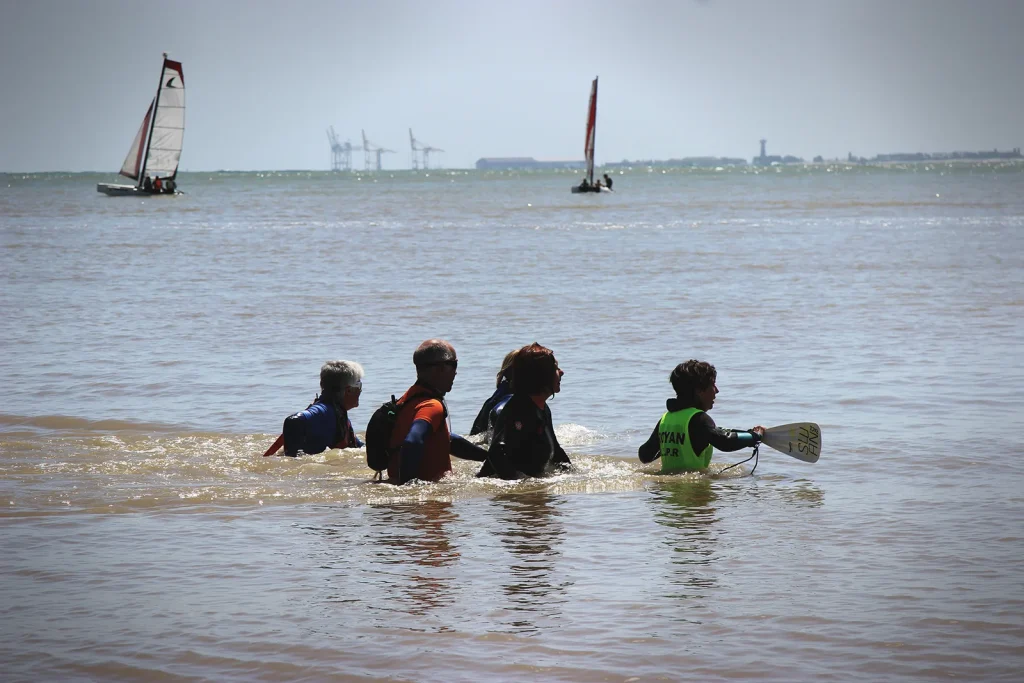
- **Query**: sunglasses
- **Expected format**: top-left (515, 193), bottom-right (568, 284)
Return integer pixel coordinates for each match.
top-left (428, 359), bottom-right (458, 370)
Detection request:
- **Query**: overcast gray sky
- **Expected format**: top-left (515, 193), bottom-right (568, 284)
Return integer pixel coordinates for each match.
top-left (1, 0), bottom-right (1021, 171)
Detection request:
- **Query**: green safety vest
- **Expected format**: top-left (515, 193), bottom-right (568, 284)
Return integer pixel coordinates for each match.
top-left (658, 407), bottom-right (713, 473)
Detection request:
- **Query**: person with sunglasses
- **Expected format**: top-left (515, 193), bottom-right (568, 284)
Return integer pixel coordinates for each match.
top-left (388, 339), bottom-right (488, 484)
top-left (478, 342), bottom-right (572, 479)
top-left (263, 360), bottom-right (364, 457)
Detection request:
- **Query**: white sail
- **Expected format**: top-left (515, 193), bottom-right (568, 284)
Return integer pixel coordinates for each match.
top-left (118, 99), bottom-right (153, 180)
top-left (142, 58), bottom-right (185, 179)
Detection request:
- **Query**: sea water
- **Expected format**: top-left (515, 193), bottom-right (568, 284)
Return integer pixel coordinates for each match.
top-left (1, 165), bottom-right (1022, 681)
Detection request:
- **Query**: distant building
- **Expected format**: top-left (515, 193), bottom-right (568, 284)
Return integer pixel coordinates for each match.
top-left (604, 156), bottom-right (747, 169)
top-left (752, 138), bottom-right (803, 166)
top-left (475, 157), bottom-right (586, 170)
top-left (847, 147), bottom-right (1021, 164)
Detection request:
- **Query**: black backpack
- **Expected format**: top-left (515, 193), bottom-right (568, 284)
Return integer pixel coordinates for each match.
top-left (364, 395), bottom-right (403, 476)
top-left (364, 390), bottom-right (443, 479)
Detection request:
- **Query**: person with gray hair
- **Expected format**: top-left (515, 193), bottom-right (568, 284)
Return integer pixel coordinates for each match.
top-left (385, 339), bottom-right (487, 483)
top-left (262, 360), bottom-right (365, 457)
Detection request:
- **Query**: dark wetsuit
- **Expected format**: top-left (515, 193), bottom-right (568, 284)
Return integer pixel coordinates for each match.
top-left (282, 397), bottom-right (362, 457)
top-left (478, 393), bottom-right (572, 479)
top-left (470, 378), bottom-right (512, 436)
top-left (638, 397), bottom-right (759, 464)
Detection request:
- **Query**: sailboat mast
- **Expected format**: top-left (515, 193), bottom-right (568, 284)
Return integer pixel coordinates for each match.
top-left (139, 52), bottom-right (168, 186)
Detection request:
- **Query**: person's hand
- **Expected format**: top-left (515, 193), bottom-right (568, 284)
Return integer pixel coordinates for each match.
top-left (751, 425), bottom-right (766, 439)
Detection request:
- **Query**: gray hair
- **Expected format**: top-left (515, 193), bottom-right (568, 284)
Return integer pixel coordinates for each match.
top-left (320, 360), bottom-right (364, 396)
top-left (413, 339), bottom-right (455, 368)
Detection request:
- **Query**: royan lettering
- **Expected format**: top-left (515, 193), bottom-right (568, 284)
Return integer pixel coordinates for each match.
top-left (659, 430), bottom-right (686, 445)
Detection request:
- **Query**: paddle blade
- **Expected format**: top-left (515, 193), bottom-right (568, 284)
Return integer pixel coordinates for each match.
top-left (762, 423), bottom-right (821, 463)
top-left (262, 434), bottom-right (284, 457)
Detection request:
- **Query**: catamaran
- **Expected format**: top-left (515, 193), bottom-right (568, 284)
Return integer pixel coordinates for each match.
top-left (571, 76), bottom-right (606, 194)
top-left (97, 53), bottom-right (185, 196)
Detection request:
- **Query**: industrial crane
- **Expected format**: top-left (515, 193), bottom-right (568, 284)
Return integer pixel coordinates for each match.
top-left (409, 128), bottom-right (444, 170)
top-left (361, 130), bottom-right (394, 171)
top-left (326, 126), bottom-right (359, 171)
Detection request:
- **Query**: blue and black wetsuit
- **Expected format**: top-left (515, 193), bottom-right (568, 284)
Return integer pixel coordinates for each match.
top-left (470, 378), bottom-right (513, 436)
top-left (282, 396), bottom-right (362, 457)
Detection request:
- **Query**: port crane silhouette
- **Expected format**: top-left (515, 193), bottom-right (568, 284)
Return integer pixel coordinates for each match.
top-left (361, 130), bottom-right (394, 171)
top-left (409, 128), bottom-right (443, 170)
top-left (327, 126), bottom-right (358, 171)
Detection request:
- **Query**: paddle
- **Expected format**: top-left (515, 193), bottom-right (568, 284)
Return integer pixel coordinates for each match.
top-left (760, 423), bottom-right (821, 463)
top-left (262, 434), bottom-right (284, 457)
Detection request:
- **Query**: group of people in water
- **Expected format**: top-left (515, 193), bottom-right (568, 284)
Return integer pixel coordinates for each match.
top-left (578, 173), bottom-right (614, 192)
top-left (265, 339), bottom-right (765, 483)
top-left (141, 175), bottom-right (177, 194)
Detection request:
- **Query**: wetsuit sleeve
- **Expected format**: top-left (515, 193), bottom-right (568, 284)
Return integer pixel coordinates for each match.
top-left (546, 407), bottom-right (572, 470)
top-left (399, 419), bottom-right (432, 483)
top-left (282, 412), bottom-right (306, 457)
top-left (450, 433), bottom-right (488, 461)
top-left (638, 423), bottom-right (661, 463)
top-left (470, 399), bottom-right (493, 436)
top-left (349, 419), bottom-right (363, 448)
top-left (690, 412), bottom-right (759, 453)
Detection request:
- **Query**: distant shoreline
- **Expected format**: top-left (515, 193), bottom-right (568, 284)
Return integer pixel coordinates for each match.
top-left (3, 158), bottom-right (1024, 175)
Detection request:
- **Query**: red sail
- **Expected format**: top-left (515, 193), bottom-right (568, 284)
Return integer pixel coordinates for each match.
top-left (119, 99), bottom-right (154, 180)
top-left (584, 77), bottom-right (598, 184)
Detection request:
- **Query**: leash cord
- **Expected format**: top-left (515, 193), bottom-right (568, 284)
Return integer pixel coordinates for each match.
top-left (719, 443), bottom-right (759, 476)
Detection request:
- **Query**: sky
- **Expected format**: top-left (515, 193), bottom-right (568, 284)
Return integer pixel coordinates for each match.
top-left (1, 0), bottom-right (1022, 172)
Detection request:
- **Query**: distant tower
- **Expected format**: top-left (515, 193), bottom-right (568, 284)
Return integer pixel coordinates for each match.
top-left (759, 139), bottom-right (767, 159)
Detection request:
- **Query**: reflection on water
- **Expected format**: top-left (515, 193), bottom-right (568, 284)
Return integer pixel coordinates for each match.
top-left (650, 479), bottom-right (720, 597)
top-left (491, 492), bottom-right (569, 633)
top-left (371, 501), bottom-right (461, 617)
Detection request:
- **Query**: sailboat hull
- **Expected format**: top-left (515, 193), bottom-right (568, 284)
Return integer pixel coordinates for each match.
top-left (97, 183), bottom-right (142, 196)
top-left (97, 183), bottom-right (181, 197)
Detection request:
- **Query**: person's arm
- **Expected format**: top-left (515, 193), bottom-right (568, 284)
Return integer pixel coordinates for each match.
top-left (638, 423), bottom-right (661, 463)
top-left (546, 407), bottom-right (572, 470)
top-left (399, 419), bottom-right (432, 484)
top-left (690, 413), bottom-right (761, 453)
top-left (469, 402), bottom-right (490, 436)
top-left (450, 433), bottom-right (488, 461)
top-left (282, 412), bottom-right (306, 457)
top-left (349, 419), bottom-right (363, 448)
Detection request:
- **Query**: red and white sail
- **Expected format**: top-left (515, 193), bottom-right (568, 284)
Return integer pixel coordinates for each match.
top-left (143, 58), bottom-right (186, 180)
top-left (119, 99), bottom-right (153, 180)
top-left (583, 77), bottom-right (598, 184)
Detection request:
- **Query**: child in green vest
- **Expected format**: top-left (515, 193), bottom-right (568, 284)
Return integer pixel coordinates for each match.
top-left (638, 360), bottom-right (765, 473)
